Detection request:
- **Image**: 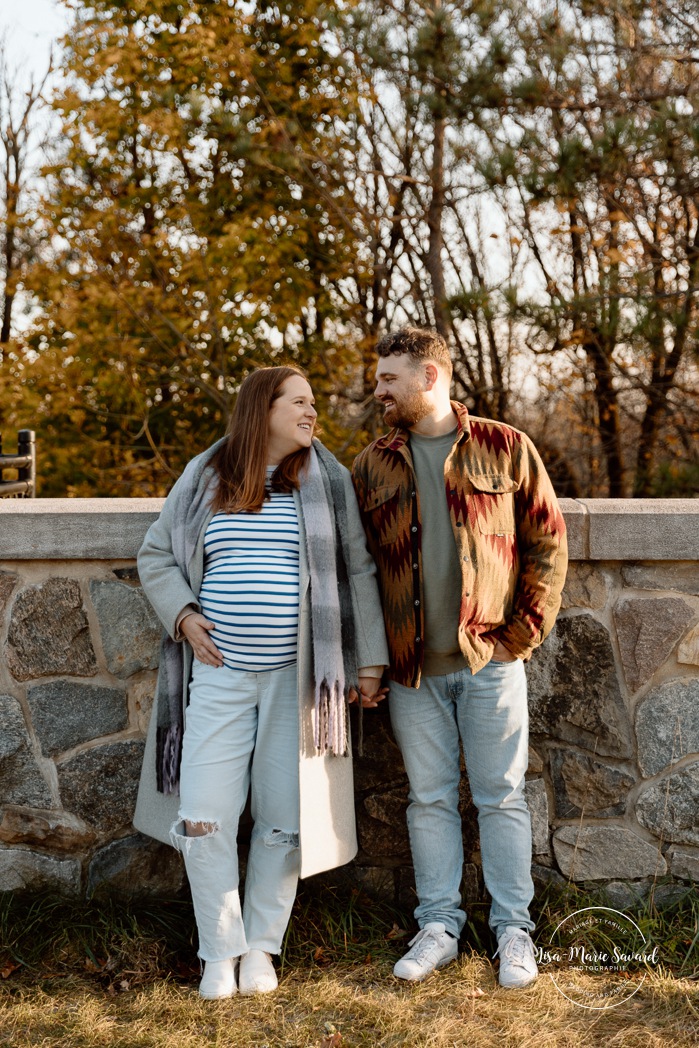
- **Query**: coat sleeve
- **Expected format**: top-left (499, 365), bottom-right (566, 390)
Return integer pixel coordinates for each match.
top-left (137, 472), bottom-right (202, 641)
top-left (340, 467), bottom-right (389, 672)
top-left (495, 432), bottom-right (568, 660)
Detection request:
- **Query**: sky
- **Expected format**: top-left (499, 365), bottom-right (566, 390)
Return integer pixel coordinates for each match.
top-left (0, 0), bottom-right (69, 83)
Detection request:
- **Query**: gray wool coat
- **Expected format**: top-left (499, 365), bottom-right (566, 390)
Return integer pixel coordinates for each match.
top-left (132, 457), bottom-right (388, 879)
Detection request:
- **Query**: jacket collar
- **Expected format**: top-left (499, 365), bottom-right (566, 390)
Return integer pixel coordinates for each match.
top-left (375, 400), bottom-right (471, 451)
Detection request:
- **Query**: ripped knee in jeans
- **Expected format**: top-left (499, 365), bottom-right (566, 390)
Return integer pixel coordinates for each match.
top-left (184, 819), bottom-right (219, 838)
top-left (263, 828), bottom-right (299, 850)
top-left (170, 816), bottom-right (220, 854)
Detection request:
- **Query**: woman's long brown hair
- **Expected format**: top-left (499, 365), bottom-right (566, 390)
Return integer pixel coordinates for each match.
top-left (209, 365), bottom-right (312, 513)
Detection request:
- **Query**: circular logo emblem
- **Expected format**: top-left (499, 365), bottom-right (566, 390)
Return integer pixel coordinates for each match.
top-left (536, 906), bottom-right (659, 1009)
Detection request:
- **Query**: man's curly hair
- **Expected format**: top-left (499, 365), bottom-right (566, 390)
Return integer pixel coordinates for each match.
top-left (376, 327), bottom-right (453, 378)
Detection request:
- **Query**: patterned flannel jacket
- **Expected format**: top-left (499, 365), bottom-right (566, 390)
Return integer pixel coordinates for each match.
top-left (351, 402), bottom-right (568, 687)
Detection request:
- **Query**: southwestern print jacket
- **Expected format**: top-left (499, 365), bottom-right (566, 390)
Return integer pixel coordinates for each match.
top-left (351, 402), bottom-right (568, 688)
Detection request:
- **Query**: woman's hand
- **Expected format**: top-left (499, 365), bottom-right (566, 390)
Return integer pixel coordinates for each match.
top-left (180, 613), bottom-right (224, 667)
top-left (349, 675), bottom-right (389, 709)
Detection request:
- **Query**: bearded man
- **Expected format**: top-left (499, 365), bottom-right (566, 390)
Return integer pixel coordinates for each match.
top-left (352, 327), bottom-right (567, 988)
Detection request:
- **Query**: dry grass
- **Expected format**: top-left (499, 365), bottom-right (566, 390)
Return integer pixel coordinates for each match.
top-left (1, 884), bottom-right (697, 1047)
top-left (2, 955), bottom-right (698, 1048)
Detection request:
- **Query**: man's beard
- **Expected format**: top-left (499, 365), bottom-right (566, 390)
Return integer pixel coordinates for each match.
top-left (381, 388), bottom-right (432, 429)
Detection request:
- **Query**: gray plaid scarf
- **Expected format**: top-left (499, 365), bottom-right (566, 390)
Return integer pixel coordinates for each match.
top-left (155, 438), bottom-right (356, 795)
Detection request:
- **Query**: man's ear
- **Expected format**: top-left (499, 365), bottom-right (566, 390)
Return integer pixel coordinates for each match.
top-left (424, 363), bottom-right (439, 391)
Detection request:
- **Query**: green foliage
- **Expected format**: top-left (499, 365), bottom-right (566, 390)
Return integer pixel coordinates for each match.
top-left (4, 0), bottom-right (366, 494)
top-left (2, 0), bottom-right (697, 496)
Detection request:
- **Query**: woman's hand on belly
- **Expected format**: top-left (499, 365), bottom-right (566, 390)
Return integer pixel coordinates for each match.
top-left (180, 612), bottom-right (224, 667)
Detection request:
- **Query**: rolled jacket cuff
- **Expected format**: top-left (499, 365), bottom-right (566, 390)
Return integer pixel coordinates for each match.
top-left (357, 666), bottom-right (385, 678)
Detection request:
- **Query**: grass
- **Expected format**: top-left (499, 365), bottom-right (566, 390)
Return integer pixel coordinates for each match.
top-left (0, 880), bottom-right (697, 1047)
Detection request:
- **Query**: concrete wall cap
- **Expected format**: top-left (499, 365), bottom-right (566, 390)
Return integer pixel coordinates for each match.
top-left (0, 497), bottom-right (698, 561)
top-left (578, 499), bottom-right (699, 561)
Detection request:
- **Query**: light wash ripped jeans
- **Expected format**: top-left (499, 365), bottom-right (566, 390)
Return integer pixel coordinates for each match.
top-left (389, 659), bottom-right (534, 940)
top-left (170, 660), bottom-right (300, 962)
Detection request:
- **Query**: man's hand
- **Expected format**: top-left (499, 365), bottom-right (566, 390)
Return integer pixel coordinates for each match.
top-left (180, 612), bottom-right (224, 667)
top-left (349, 676), bottom-right (388, 708)
top-left (491, 639), bottom-right (517, 663)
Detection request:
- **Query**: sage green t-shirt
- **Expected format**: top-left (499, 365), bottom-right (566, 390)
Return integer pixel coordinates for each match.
top-left (409, 427), bottom-right (468, 676)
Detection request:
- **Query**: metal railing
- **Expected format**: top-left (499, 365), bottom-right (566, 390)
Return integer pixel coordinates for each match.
top-left (0, 430), bottom-right (36, 498)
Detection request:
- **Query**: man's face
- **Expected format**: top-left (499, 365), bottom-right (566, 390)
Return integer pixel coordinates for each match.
top-left (374, 353), bottom-right (432, 429)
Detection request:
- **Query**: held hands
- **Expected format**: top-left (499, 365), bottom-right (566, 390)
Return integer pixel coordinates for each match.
top-left (349, 675), bottom-right (389, 709)
top-left (180, 613), bottom-right (224, 667)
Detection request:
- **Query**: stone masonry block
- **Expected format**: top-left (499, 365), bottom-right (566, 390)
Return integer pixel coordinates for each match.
top-left (561, 563), bottom-right (610, 611)
top-left (635, 679), bottom-right (699, 777)
top-left (552, 825), bottom-right (666, 881)
top-left (87, 835), bottom-right (184, 898)
top-left (0, 695), bottom-right (53, 808)
top-left (0, 847), bottom-right (81, 894)
top-left (549, 748), bottom-right (635, 819)
top-left (667, 846), bottom-right (699, 882)
top-left (28, 681), bottom-right (128, 756)
top-left (635, 761), bottom-right (699, 846)
top-left (527, 615), bottom-right (633, 758)
top-left (0, 807), bottom-right (96, 851)
top-left (5, 578), bottom-right (97, 681)
top-left (622, 563), bottom-right (699, 596)
top-left (614, 597), bottom-right (695, 693)
top-left (89, 581), bottom-right (161, 679)
top-left (58, 740), bottom-right (145, 837)
top-left (678, 625), bottom-right (699, 666)
top-left (0, 570), bottom-right (18, 615)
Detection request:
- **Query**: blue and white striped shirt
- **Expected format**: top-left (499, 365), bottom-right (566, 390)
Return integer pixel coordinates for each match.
top-left (199, 479), bottom-right (300, 671)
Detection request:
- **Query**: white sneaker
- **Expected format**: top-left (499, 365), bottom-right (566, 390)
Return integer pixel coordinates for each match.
top-left (199, 957), bottom-right (237, 999)
top-left (496, 927), bottom-right (538, 988)
top-left (393, 923), bottom-right (458, 982)
top-left (238, 950), bottom-right (278, 995)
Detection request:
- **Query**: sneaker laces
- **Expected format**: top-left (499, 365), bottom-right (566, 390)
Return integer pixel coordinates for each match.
top-left (495, 930), bottom-right (532, 968)
top-left (407, 928), bottom-right (444, 964)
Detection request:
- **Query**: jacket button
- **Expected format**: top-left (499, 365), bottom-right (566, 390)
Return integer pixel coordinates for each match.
top-left (411, 490), bottom-right (416, 497)
top-left (456, 521), bottom-right (463, 528)
top-left (414, 599), bottom-right (420, 606)
top-left (413, 562), bottom-right (419, 569)
top-left (463, 556), bottom-right (469, 562)
top-left (411, 526), bottom-right (418, 532)
top-left (415, 636), bottom-right (421, 643)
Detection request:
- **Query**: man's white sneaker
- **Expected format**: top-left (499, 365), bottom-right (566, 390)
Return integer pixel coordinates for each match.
top-left (199, 957), bottom-right (237, 999)
top-left (393, 923), bottom-right (458, 982)
top-left (496, 927), bottom-right (538, 988)
top-left (238, 950), bottom-right (278, 995)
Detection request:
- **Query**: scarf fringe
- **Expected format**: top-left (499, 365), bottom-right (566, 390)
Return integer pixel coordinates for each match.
top-left (314, 677), bottom-right (348, 756)
top-left (157, 724), bottom-right (182, 796)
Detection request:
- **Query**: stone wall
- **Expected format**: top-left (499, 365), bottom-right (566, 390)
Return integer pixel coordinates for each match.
top-left (0, 498), bottom-right (697, 906)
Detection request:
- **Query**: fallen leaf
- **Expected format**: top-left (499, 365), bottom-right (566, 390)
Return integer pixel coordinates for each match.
top-left (0, 962), bottom-right (20, 979)
top-left (386, 924), bottom-right (409, 940)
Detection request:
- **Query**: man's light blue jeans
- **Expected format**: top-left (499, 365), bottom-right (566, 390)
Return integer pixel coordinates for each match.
top-left (170, 661), bottom-right (300, 962)
top-left (389, 659), bottom-right (534, 940)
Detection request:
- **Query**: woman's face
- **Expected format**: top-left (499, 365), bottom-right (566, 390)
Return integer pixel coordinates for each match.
top-left (267, 374), bottom-right (317, 464)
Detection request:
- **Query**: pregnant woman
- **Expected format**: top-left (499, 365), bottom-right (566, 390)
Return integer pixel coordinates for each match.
top-left (133, 365), bottom-right (387, 999)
